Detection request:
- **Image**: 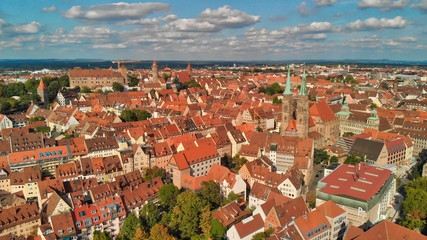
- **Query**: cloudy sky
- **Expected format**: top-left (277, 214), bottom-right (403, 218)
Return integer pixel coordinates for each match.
top-left (0, 0), bottom-right (426, 61)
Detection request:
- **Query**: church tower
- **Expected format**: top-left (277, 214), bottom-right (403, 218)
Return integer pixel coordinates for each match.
top-left (295, 69), bottom-right (309, 138)
top-left (152, 61), bottom-right (159, 83)
top-left (37, 79), bottom-right (49, 108)
top-left (280, 67), bottom-right (310, 138)
top-left (281, 67), bottom-right (293, 135)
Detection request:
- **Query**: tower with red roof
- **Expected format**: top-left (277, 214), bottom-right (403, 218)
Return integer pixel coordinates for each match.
top-left (280, 67), bottom-right (309, 138)
top-left (37, 78), bottom-right (49, 108)
top-left (152, 60), bottom-right (159, 83)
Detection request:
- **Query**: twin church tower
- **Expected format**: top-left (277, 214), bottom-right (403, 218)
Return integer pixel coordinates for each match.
top-left (280, 67), bottom-right (309, 138)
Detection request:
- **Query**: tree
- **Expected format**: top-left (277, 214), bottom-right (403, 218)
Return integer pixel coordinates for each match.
top-left (59, 75), bottom-right (70, 87)
top-left (343, 132), bottom-right (355, 137)
top-left (232, 155), bottom-right (248, 172)
top-left (344, 154), bottom-right (364, 165)
top-left (211, 218), bottom-right (226, 240)
top-left (149, 224), bottom-right (176, 240)
top-left (132, 227), bottom-right (148, 240)
top-left (48, 80), bottom-right (61, 101)
top-left (113, 82), bottom-right (125, 92)
top-left (121, 109), bottom-right (138, 122)
top-left (81, 86), bottom-right (91, 93)
top-left (128, 75), bottom-right (139, 87)
top-left (159, 184), bottom-right (180, 210)
top-left (223, 192), bottom-right (239, 205)
top-left (329, 156), bottom-right (339, 163)
top-left (170, 190), bottom-right (208, 239)
top-left (314, 149), bottom-right (329, 164)
top-left (252, 228), bottom-right (274, 240)
top-left (199, 206), bottom-right (212, 237)
top-left (271, 83), bottom-right (283, 94)
top-left (307, 191), bottom-right (317, 209)
top-left (140, 202), bottom-right (160, 230)
top-left (399, 177), bottom-right (427, 234)
top-left (93, 231), bottom-right (113, 240)
top-left (256, 126), bottom-right (263, 132)
top-left (370, 103), bottom-right (378, 109)
top-left (118, 213), bottom-right (141, 240)
top-left (0, 101), bottom-right (11, 112)
top-left (272, 96), bottom-right (282, 104)
top-left (142, 166), bottom-right (165, 181)
top-left (200, 180), bottom-right (222, 209)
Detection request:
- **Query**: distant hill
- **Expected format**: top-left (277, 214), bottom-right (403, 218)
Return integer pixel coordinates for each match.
top-left (0, 59), bottom-right (426, 71)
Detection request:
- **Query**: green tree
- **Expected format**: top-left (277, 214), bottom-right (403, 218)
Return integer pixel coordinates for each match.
top-left (142, 166), bottom-right (165, 181)
top-left (0, 101), bottom-right (10, 112)
top-left (121, 109), bottom-right (137, 122)
top-left (118, 213), bottom-right (141, 240)
top-left (59, 75), bottom-right (70, 87)
top-left (25, 78), bottom-right (38, 93)
top-left (232, 155), bottom-right (248, 172)
top-left (48, 80), bottom-right (61, 101)
top-left (370, 103), bottom-right (378, 109)
top-left (199, 206), bottom-right (212, 237)
top-left (329, 156), bottom-right (339, 163)
top-left (159, 184), bottom-right (180, 210)
top-left (128, 75), bottom-right (139, 87)
top-left (200, 180), bottom-right (222, 209)
top-left (223, 192), bottom-right (239, 205)
top-left (272, 96), bottom-right (282, 104)
top-left (344, 154), bottom-right (364, 165)
top-left (170, 190), bottom-right (208, 239)
top-left (135, 109), bottom-right (151, 121)
top-left (140, 202), bottom-right (160, 230)
top-left (252, 228), bottom-right (274, 240)
top-left (211, 218), bottom-right (226, 240)
top-left (314, 149), bottom-right (329, 165)
top-left (271, 82), bottom-right (283, 94)
top-left (93, 231), bottom-right (113, 240)
top-left (149, 224), bottom-right (176, 240)
top-left (343, 132), bottom-right (355, 137)
top-left (81, 86), bottom-right (91, 93)
top-left (113, 82), bottom-right (125, 92)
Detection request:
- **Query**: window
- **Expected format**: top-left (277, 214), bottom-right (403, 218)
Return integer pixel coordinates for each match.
top-left (78, 211), bottom-right (86, 217)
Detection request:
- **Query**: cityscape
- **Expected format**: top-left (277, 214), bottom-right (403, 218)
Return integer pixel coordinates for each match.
top-left (0, 1), bottom-right (426, 240)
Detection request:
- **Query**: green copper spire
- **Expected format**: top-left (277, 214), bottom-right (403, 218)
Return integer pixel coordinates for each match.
top-left (299, 68), bottom-right (307, 96)
top-left (283, 66), bottom-right (292, 95)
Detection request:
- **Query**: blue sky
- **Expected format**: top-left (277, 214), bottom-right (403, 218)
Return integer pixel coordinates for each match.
top-left (0, 0), bottom-right (426, 61)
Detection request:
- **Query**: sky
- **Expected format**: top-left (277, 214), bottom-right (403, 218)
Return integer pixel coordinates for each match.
top-left (0, 0), bottom-right (426, 61)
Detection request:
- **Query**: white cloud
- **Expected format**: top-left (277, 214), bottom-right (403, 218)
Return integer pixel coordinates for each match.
top-left (116, 14), bottom-right (177, 26)
top-left (315, 0), bottom-right (337, 6)
top-left (411, 0), bottom-right (427, 13)
top-left (198, 5), bottom-right (260, 29)
top-left (397, 36), bottom-right (417, 42)
top-left (11, 21), bottom-right (42, 34)
top-left (13, 36), bottom-right (36, 42)
top-left (358, 0), bottom-right (409, 11)
top-left (169, 19), bottom-right (218, 32)
top-left (384, 39), bottom-right (401, 46)
top-left (63, 2), bottom-right (170, 22)
top-left (42, 6), bottom-right (57, 12)
top-left (297, 2), bottom-right (310, 17)
top-left (93, 43), bottom-right (127, 49)
top-left (0, 19), bottom-right (42, 35)
top-left (300, 33), bottom-right (328, 39)
top-left (346, 16), bottom-right (408, 31)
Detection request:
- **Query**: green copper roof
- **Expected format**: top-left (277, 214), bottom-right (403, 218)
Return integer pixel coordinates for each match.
top-left (299, 68), bottom-right (307, 96)
top-left (283, 67), bottom-right (292, 95)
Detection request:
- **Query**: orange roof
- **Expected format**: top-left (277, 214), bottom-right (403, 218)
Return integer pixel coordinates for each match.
top-left (37, 79), bottom-right (48, 90)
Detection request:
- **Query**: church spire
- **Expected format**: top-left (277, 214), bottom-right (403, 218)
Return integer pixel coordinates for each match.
top-left (283, 66), bottom-right (292, 95)
top-left (299, 68), bottom-right (307, 96)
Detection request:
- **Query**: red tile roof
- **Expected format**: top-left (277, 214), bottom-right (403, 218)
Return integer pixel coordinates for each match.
top-left (233, 214), bottom-right (264, 238)
top-left (319, 163), bottom-right (392, 201)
